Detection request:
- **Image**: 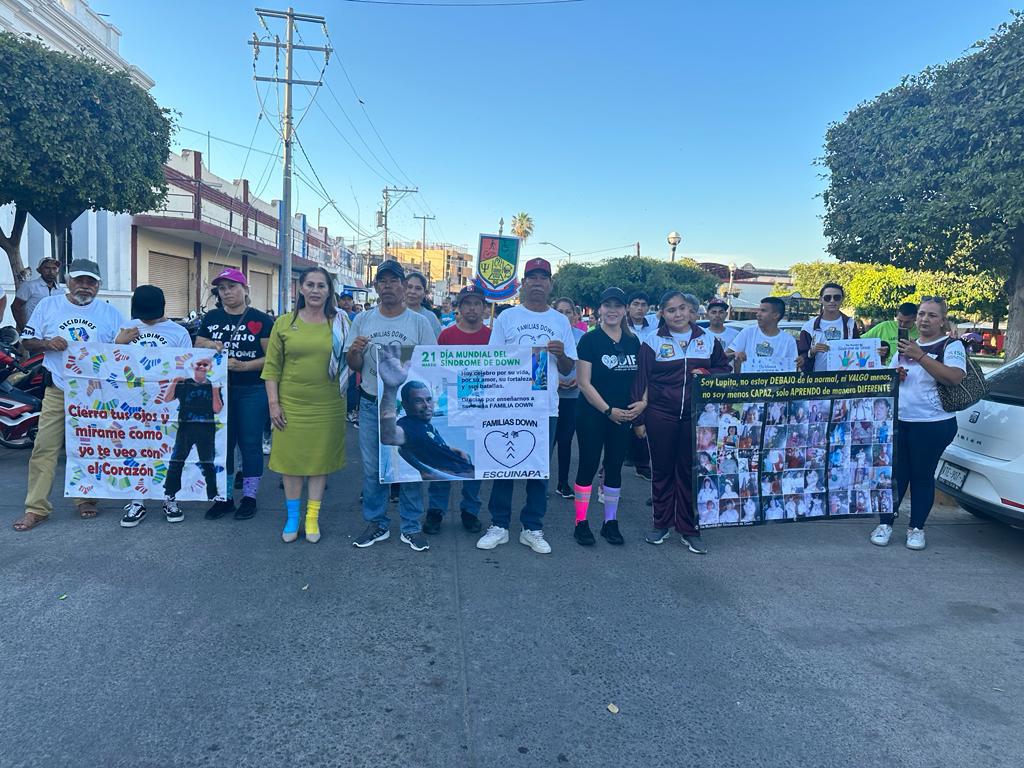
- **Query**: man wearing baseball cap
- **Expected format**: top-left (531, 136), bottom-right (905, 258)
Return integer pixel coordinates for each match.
top-left (14, 259), bottom-right (124, 531)
top-left (12, 256), bottom-right (65, 332)
top-left (476, 257), bottom-right (578, 554)
top-left (195, 267), bottom-right (273, 521)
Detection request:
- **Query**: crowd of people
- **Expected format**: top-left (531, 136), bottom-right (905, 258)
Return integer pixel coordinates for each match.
top-left (8, 257), bottom-right (969, 555)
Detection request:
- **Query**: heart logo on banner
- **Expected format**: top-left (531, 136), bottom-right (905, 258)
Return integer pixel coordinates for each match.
top-left (600, 354), bottom-right (619, 369)
top-left (483, 430), bottom-right (537, 468)
top-left (246, 321), bottom-right (263, 335)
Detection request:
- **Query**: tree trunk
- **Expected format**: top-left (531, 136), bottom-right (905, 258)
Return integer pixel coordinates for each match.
top-left (1004, 245), bottom-right (1024, 362)
top-left (0, 208), bottom-right (28, 287)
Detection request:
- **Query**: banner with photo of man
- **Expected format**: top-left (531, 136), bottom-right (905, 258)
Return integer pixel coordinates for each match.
top-left (63, 343), bottom-right (228, 501)
top-left (692, 370), bottom-right (899, 529)
top-left (376, 345), bottom-right (551, 483)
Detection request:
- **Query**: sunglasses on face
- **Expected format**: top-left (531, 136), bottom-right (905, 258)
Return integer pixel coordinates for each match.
top-left (822, 294), bottom-right (843, 302)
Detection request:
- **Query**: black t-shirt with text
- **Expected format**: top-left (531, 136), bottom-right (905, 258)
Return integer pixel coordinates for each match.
top-left (174, 379), bottom-right (216, 423)
top-left (197, 307), bottom-right (273, 386)
top-left (576, 327), bottom-right (641, 411)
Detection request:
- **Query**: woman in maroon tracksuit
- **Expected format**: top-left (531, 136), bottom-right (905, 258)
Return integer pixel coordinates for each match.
top-left (631, 291), bottom-right (731, 553)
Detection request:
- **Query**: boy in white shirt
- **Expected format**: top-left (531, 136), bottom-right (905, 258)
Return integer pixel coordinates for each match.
top-left (797, 283), bottom-right (860, 372)
top-left (728, 297), bottom-right (799, 373)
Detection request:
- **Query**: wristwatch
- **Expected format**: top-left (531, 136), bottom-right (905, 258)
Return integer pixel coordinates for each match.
top-left (604, 405), bottom-right (614, 417)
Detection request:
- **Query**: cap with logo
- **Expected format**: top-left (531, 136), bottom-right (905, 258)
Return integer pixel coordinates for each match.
top-left (599, 287), bottom-right (628, 305)
top-left (131, 284), bottom-right (166, 321)
top-left (212, 267), bottom-right (248, 287)
top-left (375, 260), bottom-right (406, 281)
top-left (67, 259), bottom-right (102, 281)
top-left (455, 284), bottom-right (488, 305)
top-left (706, 298), bottom-right (729, 311)
top-left (338, 290), bottom-right (354, 299)
top-left (522, 258), bottom-right (552, 277)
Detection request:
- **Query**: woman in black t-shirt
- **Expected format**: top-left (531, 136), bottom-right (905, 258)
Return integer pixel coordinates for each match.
top-left (571, 288), bottom-right (645, 546)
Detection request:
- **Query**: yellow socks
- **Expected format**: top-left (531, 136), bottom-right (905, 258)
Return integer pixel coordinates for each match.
top-left (305, 499), bottom-right (321, 543)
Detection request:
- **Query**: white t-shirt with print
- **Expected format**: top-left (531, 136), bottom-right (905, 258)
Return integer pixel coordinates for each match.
top-left (21, 294), bottom-right (124, 389)
top-left (728, 326), bottom-right (797, 371)
top-left (801, 315), bottom-right (856, 371)
top-left (488, 305), bottom-right (578, 412)
top-left (15, 277), bottom-right (66, 322)
top-left (899, 338), bottom-right (967, 422)
top-left (706, 325), bottom-right (739, 350)
top-left (126, 318), bottom-right (192, 349)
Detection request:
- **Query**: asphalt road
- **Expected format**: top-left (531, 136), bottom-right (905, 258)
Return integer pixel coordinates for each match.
top-left (1, 428), bottom-right (1023, 768)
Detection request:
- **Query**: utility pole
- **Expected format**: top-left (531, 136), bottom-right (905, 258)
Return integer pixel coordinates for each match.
top-left (251, 7), bottom-right (331, 313)
top-left (413, 214), bottom-right (435, 276)
top-left (635, 241), bottom-right (641, 258)
top-left (380, 186), bottom-right (418, 263)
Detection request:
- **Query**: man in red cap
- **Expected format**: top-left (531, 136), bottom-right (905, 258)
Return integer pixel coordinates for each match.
top-left (195, 267), bottom-right (273, 521)
top-left (476, 257), bottom-right (578, 554)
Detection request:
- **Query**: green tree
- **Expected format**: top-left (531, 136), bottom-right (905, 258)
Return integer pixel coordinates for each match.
top-left (0, 32), bottom-right (172, 282)
top-left (821, 13), bottom-right (1024, 358)
top-left (510, 212), bottom-right (534, 244)
top-left (552, 256), bottom-right (719, 309)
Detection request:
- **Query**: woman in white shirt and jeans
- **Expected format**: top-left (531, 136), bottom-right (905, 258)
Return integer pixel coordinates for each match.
top-left (870, 297), bottom-right (966, 551)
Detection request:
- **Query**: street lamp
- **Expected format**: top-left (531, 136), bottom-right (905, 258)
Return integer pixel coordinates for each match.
top-left (727, 261), bottom-right (737, 309)
top-left (667, 231), bottom-right (682, 262)
top-left (539, 241), bottom-right (571, 265)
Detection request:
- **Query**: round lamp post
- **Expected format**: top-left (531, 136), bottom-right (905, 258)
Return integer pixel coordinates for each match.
top-left (667, 231), bottom-right (682, 262)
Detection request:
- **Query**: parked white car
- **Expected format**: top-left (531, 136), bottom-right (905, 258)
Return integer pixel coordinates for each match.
top-left (936, 354), bottom-right (1024, 528)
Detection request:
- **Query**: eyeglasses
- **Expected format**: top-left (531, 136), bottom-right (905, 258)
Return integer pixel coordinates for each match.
top-left (821, 294), bottom-right (843, 302)
top-left (920, 295), bottom-right (947, 304)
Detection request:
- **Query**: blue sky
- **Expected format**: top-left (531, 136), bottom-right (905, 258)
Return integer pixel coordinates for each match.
top-left (107, 0), bottom-right (1015, 270)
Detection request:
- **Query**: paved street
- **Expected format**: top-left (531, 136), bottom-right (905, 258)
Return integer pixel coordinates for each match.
top-left (2, 426), bottom-right (1023, 768)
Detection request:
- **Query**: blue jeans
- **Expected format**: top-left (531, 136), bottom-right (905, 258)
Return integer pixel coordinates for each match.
top-left (359, 395), bottom-right (423, 534)
top-left (427, 480), bottom-right (482, 517)
top-left (227, 385), bottom-right (268, 492)
top-left (885, 417), bottom-right (958, 529)
top-left (487, 416), bottom-right (557, 531)
top-left (346, 373), bottom-right (359, 415)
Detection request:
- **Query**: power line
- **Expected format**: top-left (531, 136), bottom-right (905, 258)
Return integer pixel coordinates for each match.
top-left (337, 0), bottom-right (584, 6)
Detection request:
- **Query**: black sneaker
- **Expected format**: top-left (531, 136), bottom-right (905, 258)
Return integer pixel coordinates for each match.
top-left (164, 499), bottom-right (184, 524)
top-left (681, 535), bottom-right (707, 554)
top-left (353, 524), bottom-right (390, 548)
top-left (233, 471), bottom-right (243, 490)
top-left (574, 520), bottom-right (596, 546)
top-left (120, 501), bottom-right (146, 528)
top-left (401, 531), bottom-right (430, 551)
top-left (234, 496), bottom-right (257, 520)
top-left (205, 499), bottom-right (234, 520)
top-left (601, 519), bottom-right (624, 545)
top-left (422, 509), bottom-right (443, 535)
top-left (555, 483), bottom-right (574, 499)
top-left (460, 510), bottom-right (482, 532)
top-left (635, 466), bottom-right (652, 480)
top-left (645, 527), bottom-right (670, 545)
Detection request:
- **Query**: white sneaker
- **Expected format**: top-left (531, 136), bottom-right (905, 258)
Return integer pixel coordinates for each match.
top-left (519, 528), bottom-right (551, 554)
top-left (870, 523), bottom-right (893, 547)
top-left (906, 527), bottom-right (926, 550)
top-left (120, 501), bottom-right (146, 528)
top-left (476, 525), bottom-right (509, 550)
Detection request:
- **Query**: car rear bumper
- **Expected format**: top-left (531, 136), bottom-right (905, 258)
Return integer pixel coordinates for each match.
top-left (938, 443), bottom-right (1024, 527)
top-left (936, 481), bottom-right (1024, 527)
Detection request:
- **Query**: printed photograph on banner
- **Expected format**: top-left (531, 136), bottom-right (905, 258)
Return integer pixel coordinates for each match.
top-left (63, 343), bottom-right (227, 501)
top-left (377, 344), bottom-right (551, 483)
top-left (826, 338), bottom-right (883, 370)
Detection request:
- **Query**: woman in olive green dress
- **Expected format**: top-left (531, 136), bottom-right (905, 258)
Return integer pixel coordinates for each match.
top-left (263, 267), bottom-right (347, 542)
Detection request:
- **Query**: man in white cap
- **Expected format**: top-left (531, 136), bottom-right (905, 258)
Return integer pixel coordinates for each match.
top-left (13, 259), bottom-right (124, 531)
top-left (12, 256), bottom-right (65, 331)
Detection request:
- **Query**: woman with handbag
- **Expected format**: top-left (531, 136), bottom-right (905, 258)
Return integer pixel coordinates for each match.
top-left (869, 297), bottom-right (967, 551)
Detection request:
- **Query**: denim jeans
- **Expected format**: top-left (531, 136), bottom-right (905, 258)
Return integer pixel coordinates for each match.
top-left (884, 417), bottom-right (958, 529)
top-left (359, 395), bottom-right (423, 534)
top-left (487, 416), bottom-right (557, 531)
top-left (346, 373), bottom-right (359, 415)
top-left (427, 480), bottom-right (482, 517)
top-left (227, 384), bottom-right (268, 487)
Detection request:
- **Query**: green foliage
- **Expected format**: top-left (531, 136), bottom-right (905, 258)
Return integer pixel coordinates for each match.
top-left (784, 261), bottom-right (1005, 321)
top-left (820, 12), bottom-right (1024, 355)
top-left (510, 212), bottom-right (534, 243)
top-left (552, 257), bottom-right (720, 308)
top-left (0, 32), bottom-right (172, 244)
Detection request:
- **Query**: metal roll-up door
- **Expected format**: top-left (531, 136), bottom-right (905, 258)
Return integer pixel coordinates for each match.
top-left (149, 252), bottom-right (191, 319)
top-left (208, 262), bottom-right (231, 284)
top-left (249, 271), bottom-right (272, 313)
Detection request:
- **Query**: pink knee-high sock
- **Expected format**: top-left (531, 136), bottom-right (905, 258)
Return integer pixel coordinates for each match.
top-left (603, 486), bottom-right (621, 522)
top-left (573, 484), bottom-right (591, 523)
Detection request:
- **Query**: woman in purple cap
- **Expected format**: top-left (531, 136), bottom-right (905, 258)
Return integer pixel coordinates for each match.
top-left (195, 267), bottom-right (273, 521)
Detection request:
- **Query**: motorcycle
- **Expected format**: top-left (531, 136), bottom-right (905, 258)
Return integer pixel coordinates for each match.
top-left (0, 337), bottom-right (46, 449)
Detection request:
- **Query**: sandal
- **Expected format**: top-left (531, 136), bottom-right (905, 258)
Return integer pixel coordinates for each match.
top-left (13, 512), bottom-right (48, 532)
top-left (78, 501), bottom-right (99, 519)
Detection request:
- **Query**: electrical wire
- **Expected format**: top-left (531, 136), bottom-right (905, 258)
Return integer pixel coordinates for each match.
top-left (338, 0), bottom-right (583, 6)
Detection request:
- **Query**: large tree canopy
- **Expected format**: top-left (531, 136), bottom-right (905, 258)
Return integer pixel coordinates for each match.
top-left (822, 12), bottom-right (1024, 358)
top-left (0, 32), bottom-right (172, 279)
top-left (552, 256), bottom-right (720, 309)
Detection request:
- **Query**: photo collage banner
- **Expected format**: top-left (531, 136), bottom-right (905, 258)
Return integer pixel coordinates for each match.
top-left (692, 370), bottom-right (900, 529)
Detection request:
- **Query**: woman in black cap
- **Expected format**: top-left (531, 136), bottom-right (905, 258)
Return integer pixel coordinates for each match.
top-left (571, 287), bottom-right (644, 546)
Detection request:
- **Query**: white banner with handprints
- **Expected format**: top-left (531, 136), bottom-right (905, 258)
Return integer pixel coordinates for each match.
top-left (376, 345), bottom-right (551, 483)
top-left (63, 343), bottom-right (228, 500)
top-left (826, 338), bottom-right (884, 371)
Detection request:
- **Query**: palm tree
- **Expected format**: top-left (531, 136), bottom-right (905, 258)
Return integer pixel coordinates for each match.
top-left (510, 212), bottom-right (534, 244)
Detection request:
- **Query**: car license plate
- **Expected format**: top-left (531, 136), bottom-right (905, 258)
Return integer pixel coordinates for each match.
top-left (938, 461), bottom-right (968, 490)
